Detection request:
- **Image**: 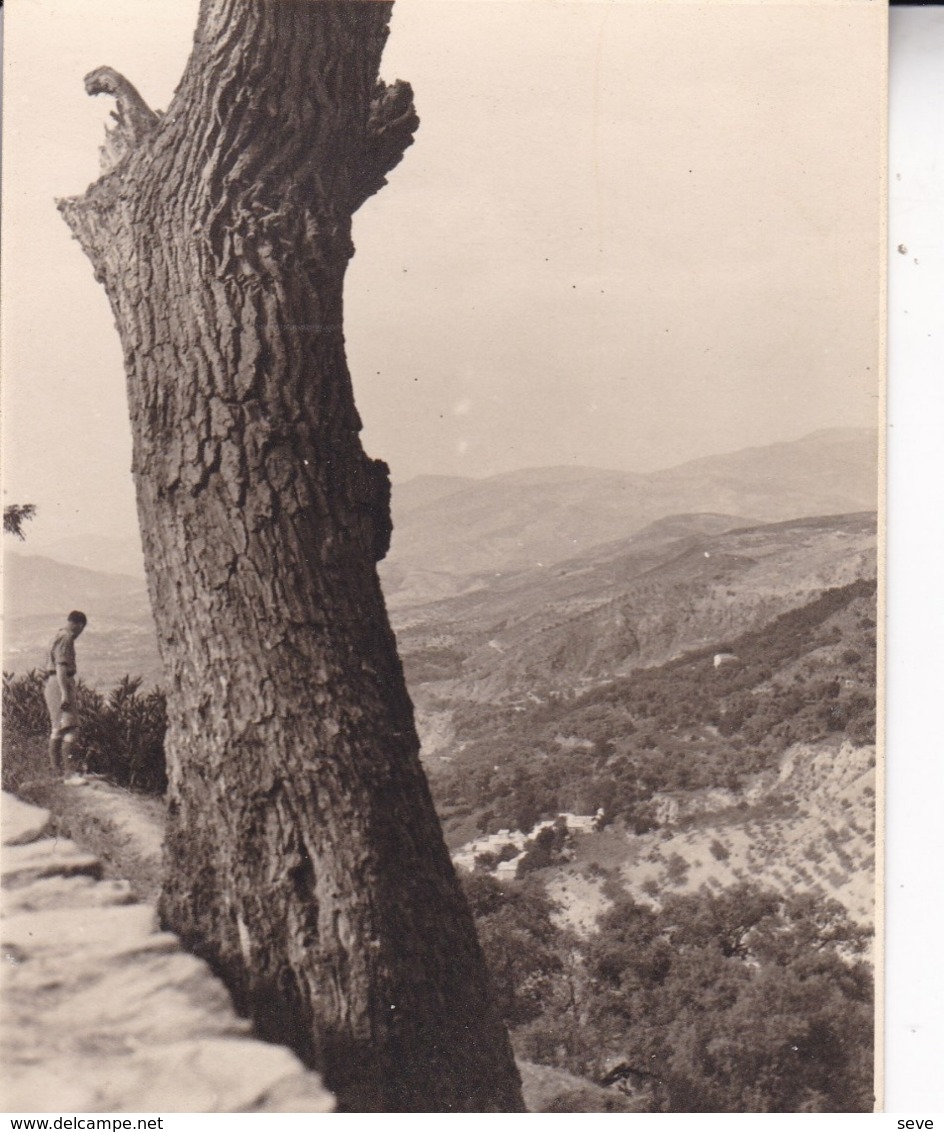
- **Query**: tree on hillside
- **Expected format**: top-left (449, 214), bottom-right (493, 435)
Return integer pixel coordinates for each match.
top-left (581, 888), bottom-right (873, 1111)
top-left (58, 1), bottom-right (522, 1112)
top-left (4, 504), bottom-right (37, 540)
top-left (461, 873), bottom-right (569, 1027)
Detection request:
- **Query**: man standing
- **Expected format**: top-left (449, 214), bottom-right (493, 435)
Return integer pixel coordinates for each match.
top-left (44, 610), bottom-right (87, 784)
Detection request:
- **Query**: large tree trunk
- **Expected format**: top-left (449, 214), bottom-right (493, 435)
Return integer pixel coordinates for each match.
top-left (59, 0), bottom-right (523, 1113)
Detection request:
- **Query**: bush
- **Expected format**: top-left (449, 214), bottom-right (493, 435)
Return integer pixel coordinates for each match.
top-left (2, 670), bottom-right (167, 794)
top-left (460, 872), bottom-right (569, 1027)
top-left (2, 671), bottom-right (54, 792)
top-left (666, 852), bottom-right (689, 884)
top-left (517, 820), bottom-right (569, 877)
top-left (580, 886), bottom-right (874, 1111)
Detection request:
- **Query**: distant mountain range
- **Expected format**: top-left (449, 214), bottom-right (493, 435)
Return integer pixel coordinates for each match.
top-left (3, 553), bottom-right (149, 621)
top-left (20, 534), bottom-right (147, 580)
top-left (18, 428), bottom-right (876, 586)
top-left (3, 428), bottom-right (877, 691)
top-left (381, 428), bottom-right (878, 605)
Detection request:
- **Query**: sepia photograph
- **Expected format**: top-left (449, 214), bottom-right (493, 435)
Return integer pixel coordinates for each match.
top-left (2, 0), bottom-right (884, 1115)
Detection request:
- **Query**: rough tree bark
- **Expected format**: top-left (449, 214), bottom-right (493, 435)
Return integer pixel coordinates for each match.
top-left (59, 0), bottom-right (523, 1113)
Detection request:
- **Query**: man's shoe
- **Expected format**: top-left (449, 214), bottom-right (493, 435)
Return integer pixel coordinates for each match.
top-left (63, 774), bottom-right (87, 786)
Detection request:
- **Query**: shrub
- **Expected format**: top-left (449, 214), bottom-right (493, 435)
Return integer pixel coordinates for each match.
top-left (2, 670), bottom-right (167, 794)
top-left (517, 820), bottom-right (569, 877)
top-left (623, 887), bottom-right (873, 1111)
top-left (665, 853), bottom-right (689, 885)
top-left (584, 861), bottom-right (609, 880)
top-left (460, 872), bottom-right (568, 1027)
top-left (80, 676), bottom-right (168, 793)
top-left (3, 671), bottom-right (55, 792)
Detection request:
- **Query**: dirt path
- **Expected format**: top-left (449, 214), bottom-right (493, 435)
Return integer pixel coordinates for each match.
top-left (30, 777), bottom-right (167, 903)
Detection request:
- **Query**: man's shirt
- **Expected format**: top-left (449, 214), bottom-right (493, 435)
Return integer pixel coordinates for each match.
top-left (47, 629), bottom-right (77, 677)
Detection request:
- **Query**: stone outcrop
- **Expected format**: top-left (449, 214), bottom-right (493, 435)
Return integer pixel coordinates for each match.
top-left (1, 792), bottom-right (334, 1113)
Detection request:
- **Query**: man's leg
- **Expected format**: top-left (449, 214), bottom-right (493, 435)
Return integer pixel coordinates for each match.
top-left (48, 734), bottom-right (64, 774)
top-left (61, 727), bottom-right (81, 776)
top-left (60, 709), bottom-right (84, 782)
top-left (44, 677), bottom-right (64, 776)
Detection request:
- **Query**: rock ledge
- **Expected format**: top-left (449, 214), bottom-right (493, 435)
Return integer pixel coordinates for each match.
top-left (1, 792), bottom-right (334, 1113)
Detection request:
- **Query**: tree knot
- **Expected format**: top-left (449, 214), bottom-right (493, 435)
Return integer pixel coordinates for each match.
top-left (351, 80), bottom-right (419, 211)
top-left (360, 457), bottom-right (393, 563)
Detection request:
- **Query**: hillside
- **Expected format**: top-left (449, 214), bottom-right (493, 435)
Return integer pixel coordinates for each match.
top-left (3, 552), bottom-right (148, 620)
top-left (428, 576), bottom-right (876, 831)
top-left (447, 565), bottom-right (879, 1117)
top-left (396, 510), bottom-right (877, 708)
top-left (381, 428), bottom-right (877, 604)
top-left (435, 576), bottom-right (877, 932)
top-left (546, 739), bottom-right (875, 934)
top-left (20, 534), bottom-right (146, 580)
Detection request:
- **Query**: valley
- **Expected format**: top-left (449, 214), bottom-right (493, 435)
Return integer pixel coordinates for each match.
top-left (3, 431), bottom-right (879, 937)
top-left (398, 509), bottom-right (876, 705)
top-left (2, 428), bottom-right (880, 1112)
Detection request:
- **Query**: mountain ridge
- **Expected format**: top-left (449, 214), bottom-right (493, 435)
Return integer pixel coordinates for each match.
top-left (4, 430), bottom-right (877, 696)
top-left (382, 427), bottom-right (877, 602)
top-left (16, 428), bottom-right (876, 584)
top-left (396, 509), bottom-right (877, 706)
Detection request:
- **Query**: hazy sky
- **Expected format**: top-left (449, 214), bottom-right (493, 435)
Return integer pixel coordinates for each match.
top-left (1, 0), bottom-right (884, 547)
